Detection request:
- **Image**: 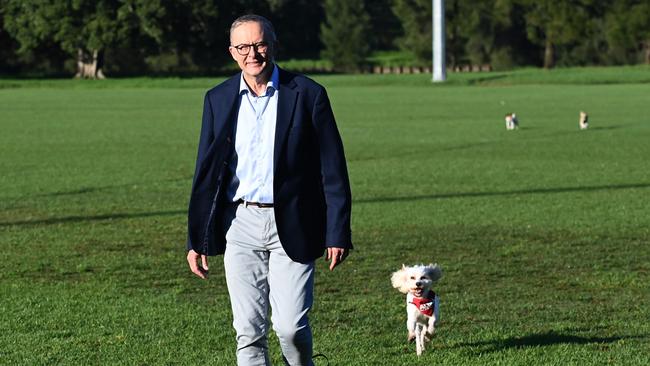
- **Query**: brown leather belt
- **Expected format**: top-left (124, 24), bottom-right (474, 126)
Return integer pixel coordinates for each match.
top-left (235, 199), bottom-right (274, 208)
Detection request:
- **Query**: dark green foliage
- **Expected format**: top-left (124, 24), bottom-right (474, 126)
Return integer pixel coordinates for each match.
top-left (1, 0), bottom-right (169, 75)
top-left (366, 0), bottom-right (403, 51)
top-left (390, 0), bottom-right (538, 69)
top-left (518, 0), bottom-right (594, 68)
top-left (603, 0), bottom-right (650, 64)
top-left (268, 0), bottom-right (325, 59)
top-left (1, 0), bottom-right (650, 75)
top-left (2, 0), bottom-right (134, 55)
top-left (320, 0), bottom-right (371, 72)
top-left (391, 0), bottom-right (432, 64)
top-left (390, 0), bottom-right (650, 69)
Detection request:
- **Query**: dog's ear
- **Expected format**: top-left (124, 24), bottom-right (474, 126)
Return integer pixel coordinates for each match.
top-left (426, 263), bottom-right (443, 282)
top-left (391, 267), bottom-right (409, 293)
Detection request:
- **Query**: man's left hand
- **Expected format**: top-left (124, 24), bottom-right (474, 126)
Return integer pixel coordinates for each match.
top-left (326, 247), bottom-right (349, 271)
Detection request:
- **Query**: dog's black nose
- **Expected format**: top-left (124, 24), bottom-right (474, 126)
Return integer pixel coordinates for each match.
top-left (415, 281), bottom-right (422, 287)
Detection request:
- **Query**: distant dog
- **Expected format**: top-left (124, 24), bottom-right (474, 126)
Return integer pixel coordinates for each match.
top-left (505, 113), bottom-right (518, 130)
top-left (391, 263), bottom-right (443, 356)
top-left (579, 111), bottom-right (589, 130)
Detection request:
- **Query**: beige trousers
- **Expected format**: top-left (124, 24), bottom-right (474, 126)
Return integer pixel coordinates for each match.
top-left (223, 203), bottom-right (315, 366)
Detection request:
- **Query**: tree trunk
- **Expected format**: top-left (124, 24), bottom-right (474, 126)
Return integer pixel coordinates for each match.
top-left (543, 39), bottom-right (555, 69)
top-left (75, 48), bottom-right (106, 79)
top-left (645, 40), bottom-right (650, 65)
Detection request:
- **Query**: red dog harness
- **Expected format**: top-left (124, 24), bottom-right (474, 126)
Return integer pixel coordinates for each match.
top-left (410, 292), bottom-right (436, 316)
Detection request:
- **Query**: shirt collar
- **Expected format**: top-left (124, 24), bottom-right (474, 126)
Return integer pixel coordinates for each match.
top-left (239, 64), bottom-right (279, 96)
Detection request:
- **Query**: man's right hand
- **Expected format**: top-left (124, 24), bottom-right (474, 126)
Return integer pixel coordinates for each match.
top-left (187, 249), bottom-right (209, 279)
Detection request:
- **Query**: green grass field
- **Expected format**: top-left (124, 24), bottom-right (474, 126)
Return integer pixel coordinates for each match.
top-left (1, 67), bottom-right (649, 365)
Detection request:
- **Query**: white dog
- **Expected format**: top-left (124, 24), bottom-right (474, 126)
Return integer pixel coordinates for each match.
top-left (579, 111), bottom-right (589, 130)
top-left (505, 113), bottom-right (518, 130)
top-left (391, 263), bottom-right (443, 356)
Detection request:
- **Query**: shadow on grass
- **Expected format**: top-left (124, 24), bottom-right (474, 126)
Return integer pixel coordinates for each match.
top-left (460, 330), bottom-right (645, 354)
top-left (0, 210), bottom-right (185, 227)
top-left (4, 182), bottom-right (650, 226)
top-left (356, 182), bottom-right (650, 204)
top-left (35, 177), bottom-right (191, 197)
top-left (349, 141), bottom-right (497, 163)
top-left (42, 187), bottom-right (104, 196)
top-left (587, 125), bottom-right (627, 131)
top-left (465, 74), bottom-right (510, 85)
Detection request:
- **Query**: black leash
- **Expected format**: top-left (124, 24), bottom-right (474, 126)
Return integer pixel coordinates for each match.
top-left (312, 353), bottom-right (330, 366)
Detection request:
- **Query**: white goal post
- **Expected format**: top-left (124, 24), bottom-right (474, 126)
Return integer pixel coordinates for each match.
top-left (432, 0), bottom-right (446, 82)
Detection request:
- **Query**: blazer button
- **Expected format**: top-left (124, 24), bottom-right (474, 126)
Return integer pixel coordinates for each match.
top-left (226, 137), bottom-right (232, 144)
top-left (223, 161), bottom-right (228, 166)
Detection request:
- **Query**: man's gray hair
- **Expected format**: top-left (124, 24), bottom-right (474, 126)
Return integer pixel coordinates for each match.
top-left (229, 14), bottom-right (277, 44)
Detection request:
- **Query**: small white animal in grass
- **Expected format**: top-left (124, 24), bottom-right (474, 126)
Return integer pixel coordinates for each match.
top-left (391, 263), bottom-right (443, 356)
top-left (580, 111), bottom-right (589, 130)
top-left (505, 113), bottom-right (519, 130)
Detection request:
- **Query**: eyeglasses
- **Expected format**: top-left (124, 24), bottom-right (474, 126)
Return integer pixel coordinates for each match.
top-left (231, 42), bottom-right (269, 56)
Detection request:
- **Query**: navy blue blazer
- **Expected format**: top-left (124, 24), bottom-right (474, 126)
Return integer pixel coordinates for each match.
top-left (187, 67), bottom-right (352, 263)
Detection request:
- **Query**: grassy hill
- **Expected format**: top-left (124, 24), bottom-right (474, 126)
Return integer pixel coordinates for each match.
top-left (1, 66), bottom-right (648, 365)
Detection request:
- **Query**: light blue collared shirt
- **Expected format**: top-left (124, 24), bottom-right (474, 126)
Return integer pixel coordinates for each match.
top-left (227, 65), bottom-right (279, 204)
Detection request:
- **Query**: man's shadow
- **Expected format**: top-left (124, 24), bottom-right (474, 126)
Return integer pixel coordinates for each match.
top-left (458, 330), bottom-right (645, 354)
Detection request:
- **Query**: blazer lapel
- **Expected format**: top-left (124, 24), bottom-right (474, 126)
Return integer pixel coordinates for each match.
top-left (274, 68), bottom-right (298, 174)
top-left (214, 73), bottom-right (241, 142)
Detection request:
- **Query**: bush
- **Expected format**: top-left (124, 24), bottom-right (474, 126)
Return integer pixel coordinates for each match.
top-left (320, 0), bottom-right (371, 73)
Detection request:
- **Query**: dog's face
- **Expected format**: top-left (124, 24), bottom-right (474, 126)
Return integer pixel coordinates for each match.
top-left (391, 264), bottom-right (442, 297)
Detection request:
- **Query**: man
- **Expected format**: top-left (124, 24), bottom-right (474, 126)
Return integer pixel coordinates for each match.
top-left (185, 14), bottom-right (352, 366)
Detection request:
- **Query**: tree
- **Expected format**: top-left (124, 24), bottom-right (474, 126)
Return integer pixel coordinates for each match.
top-left (453, 0), bottom-right (508, 67)
top-left (451, 0), bottom-right (538, 70)
top-left (518, 0), bottom-right (593, 68)
top-left (365, 0), bottom-right (403, 51)
top-left (605, 0), bottom-right (650, 64)
top-left (266, 0), bottom-right (324, 60)
top-left (392, 0), bottom-right (431, 64)
top-left (320, 0), bottom-right (371, 72)
top-left (2, 0), bottom-right (169, 78)
top-left (631, 1), bottom-right (650, 64)
top-left (0, 5), bottom-right (20, 75)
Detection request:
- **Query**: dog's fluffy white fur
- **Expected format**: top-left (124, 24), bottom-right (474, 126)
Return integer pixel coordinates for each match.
top-left (505, 113), bottom-right (518, 130)
top-left (391, 263), bottom-right (443, 356)
top-left (580, 111), bottom-right (589, 130)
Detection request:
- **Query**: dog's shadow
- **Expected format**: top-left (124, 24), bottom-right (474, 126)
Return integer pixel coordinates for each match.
top-left (458, 330), bottom-right (644, 354)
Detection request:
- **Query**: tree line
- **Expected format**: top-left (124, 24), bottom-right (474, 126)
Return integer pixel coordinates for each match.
top-left (1, 0), bottom-right (649, 78)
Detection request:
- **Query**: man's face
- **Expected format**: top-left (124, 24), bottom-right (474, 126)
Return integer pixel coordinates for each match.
top-left (229, 21), bottom-right (273, 79)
